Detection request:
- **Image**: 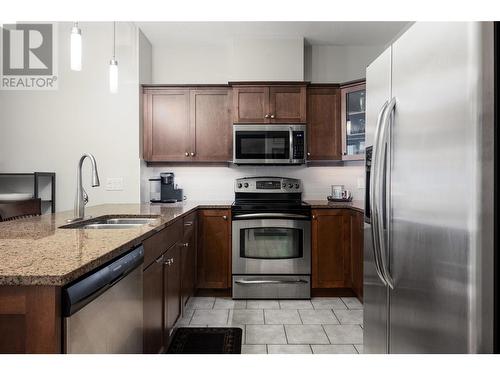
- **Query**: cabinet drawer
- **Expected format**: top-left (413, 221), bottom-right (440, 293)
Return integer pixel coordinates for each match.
top-left (143, 219), bottom-right (183, 268)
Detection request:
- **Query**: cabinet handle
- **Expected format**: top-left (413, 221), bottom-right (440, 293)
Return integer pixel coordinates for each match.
top-left (185, 152), bottom-right (189, 157)
top-left (182, 242), bottom-right (189, 247)
top-left (184, 222), bottom-right (193, 227)
top-left (312, 215), bottom-right (316, 220)
top-left (270, 114), bottom-right (275, 119)
top-left (164, 258), bottom-right (174, 266)
top-left (190, 152), bottom-right (195, 157)
top-left (264, 114), bottom-right (270, 119)
top-left (307, 152), bottom-right (311, 156)
top-left (222, 215), bottom-right (228, 220)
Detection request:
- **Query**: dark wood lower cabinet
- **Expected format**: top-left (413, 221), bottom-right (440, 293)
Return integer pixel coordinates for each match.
top-left (311, 208), bottom-right (364, 300)
top-left (181, 212), bottom-right (197, 309)
top-left (197, 209), bottom-right (231, 289)
top-left (0, 286), bottom-right (61, 353)
top-left (350, 211), bottom-right (364, 301)
top-left (142, 219), bottom-right (186, 353)
top-left (164, 243), bottom-right (181, 339)
top-left (143, 258), bottom-right (164, 354)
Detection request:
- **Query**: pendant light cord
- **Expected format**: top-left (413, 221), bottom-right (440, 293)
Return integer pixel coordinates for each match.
top-left (112, 21), bottom-right (116, 60)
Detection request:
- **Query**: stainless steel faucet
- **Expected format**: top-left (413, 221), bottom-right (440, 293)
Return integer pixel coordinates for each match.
top-left (69, 153), bottom-right (100, 222)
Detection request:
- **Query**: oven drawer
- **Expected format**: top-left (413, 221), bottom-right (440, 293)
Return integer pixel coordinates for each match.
top-left (232, 275), bottom-right (311, 299)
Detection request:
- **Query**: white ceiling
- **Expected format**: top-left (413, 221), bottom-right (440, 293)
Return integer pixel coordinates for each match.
top-left (136, 21), bottom-right (409, 47)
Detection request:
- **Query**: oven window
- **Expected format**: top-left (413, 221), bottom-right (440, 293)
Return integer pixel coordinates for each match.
top-left (240, 227), bottom-right (303, 259)
top-left (235, 131), bottom-right (290, 160)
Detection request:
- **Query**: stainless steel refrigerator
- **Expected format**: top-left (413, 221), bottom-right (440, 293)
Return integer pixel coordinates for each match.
top-left (364, 22), bottom-right (496, 354)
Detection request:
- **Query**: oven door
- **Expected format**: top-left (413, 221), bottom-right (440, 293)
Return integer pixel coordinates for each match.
top-left (233, 125), bottom-right (291, 164)
top-left (232, 217), bottom-right (311, 275)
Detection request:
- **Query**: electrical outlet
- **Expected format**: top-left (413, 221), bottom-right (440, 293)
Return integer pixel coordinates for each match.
top-left (105, 177), bottom-right (124, 191)
top-left (357, 177), bottom-right (365, 189)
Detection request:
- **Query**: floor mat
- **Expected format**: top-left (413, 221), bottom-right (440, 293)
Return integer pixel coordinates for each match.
top-left (166, 327), bottom-right (242, 354)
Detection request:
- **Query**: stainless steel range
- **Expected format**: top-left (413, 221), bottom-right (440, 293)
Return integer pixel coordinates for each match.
top-left (231, 177), bottom-right (311, 299)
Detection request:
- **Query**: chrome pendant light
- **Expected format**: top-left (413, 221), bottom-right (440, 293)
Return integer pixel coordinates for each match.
top-left (109, 22), bottom-right (118, 93)
top-left (70, 22), bottom-right (82, 71)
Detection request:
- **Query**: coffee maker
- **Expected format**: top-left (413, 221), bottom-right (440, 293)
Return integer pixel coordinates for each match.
top-left (149, 173), bottom-right (184, 203)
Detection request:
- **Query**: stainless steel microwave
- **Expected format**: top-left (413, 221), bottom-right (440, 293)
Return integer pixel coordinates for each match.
top-left (233, 124), bottom-right (306, 165)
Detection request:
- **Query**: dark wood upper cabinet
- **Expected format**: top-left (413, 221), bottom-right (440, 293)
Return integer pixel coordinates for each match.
top-left (269, 86), bottom-right (306, 123)
top-left (232, 84), bottom-right (307, 124)
top-left (197, 209), bottom-right (231, 289)
top-left (307, 87), bottom-right (342, 160)
top-left (143, 87), bottom-right (231, 162)
top-left (312, 209), bottom-right (353, 289)
top-left (143, 89), bottom-right (190, 161)
top-left (191, 89), bottom-right (232, 161)
top-left (232, 86), bottom-right (269, 123)
top-left (341, 81), bottom-right (366, 161)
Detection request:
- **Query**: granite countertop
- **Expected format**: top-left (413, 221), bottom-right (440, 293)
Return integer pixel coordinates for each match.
top-left (0, 200), bottom-right (362, 287)
top-left (305, 200), bottom-right (364, 213)
top-left (0, 201), bottom-right (231, 287)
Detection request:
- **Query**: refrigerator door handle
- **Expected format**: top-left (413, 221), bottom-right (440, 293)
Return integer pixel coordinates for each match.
top-left (370, 100), bottom-right (389, 286)
top-left (375, 97), bottom-right (396, 289)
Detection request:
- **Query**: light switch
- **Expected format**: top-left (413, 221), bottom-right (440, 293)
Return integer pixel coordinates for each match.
top-left (106, 177), bottom-right (124, 191)
top-left (357, 177), bottom-right (365, 189)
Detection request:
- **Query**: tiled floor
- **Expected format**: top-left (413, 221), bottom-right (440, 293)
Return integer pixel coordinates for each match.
top-left (175, 297), bottom-right (364, 354)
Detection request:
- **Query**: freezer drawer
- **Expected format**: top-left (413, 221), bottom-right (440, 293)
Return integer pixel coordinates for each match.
top-left (232, 275), bottom-right (310, 299)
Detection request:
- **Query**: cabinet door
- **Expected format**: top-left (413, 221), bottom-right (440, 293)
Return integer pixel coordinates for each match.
top-left (143, 259), bottom-right (164, 354)
top-left (307, 87), bottom-right (342, 160)
top-left (341, 83), bottom-right (366, 161)
top-left (312, 209), bottom-right (352, 289)
top-left (232, 86), bottom-right (270, 123)
top-left (350, 211), bottom-right (364, 301)
top-left (197, 209), bottom-right (231, 289)
top-left (191, 89), bottom-right (232, 161)
top-left (269, 86), bottom-right (306, 123)
top-left (164, 244), bottom-right (181, 339)
top-left (143, 89), bottom-right (191, 161)
top-left (181, 212), bottom-right (197, 309)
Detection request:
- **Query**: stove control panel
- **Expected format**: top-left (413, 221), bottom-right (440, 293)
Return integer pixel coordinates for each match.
top-left (234, 177), bottom-right (302, 193)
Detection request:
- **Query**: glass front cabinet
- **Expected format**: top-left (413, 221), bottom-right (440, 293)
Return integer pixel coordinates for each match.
top-left (341, 82), bottom-right (366, 160)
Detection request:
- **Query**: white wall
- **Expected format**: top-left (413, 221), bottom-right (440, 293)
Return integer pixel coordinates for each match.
top-left (140, 164), bottom-right (365, 203)
top-left (0, 22), bottom-right (143, 212)
top-left (151, 37), bottom-right (304, 84)
top-left (153, 41), bottom-right (231, 84)
top-left (305, 44), bottom-right (385, 83)
top-left (229, 37), bottom-right (304, 81)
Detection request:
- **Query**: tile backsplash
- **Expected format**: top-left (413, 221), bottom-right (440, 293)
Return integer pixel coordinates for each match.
top-left (140, 162), bottom-right (365, 203)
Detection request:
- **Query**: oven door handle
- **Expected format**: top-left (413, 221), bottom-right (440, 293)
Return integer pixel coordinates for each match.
top-left (232, 213), bottom-right (310, 220)
top-left (235, 279), bottom-right (309, 285)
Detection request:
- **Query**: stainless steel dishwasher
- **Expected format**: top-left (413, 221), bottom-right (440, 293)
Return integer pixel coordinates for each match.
top-left (62, 245), bottom-right (144, 353)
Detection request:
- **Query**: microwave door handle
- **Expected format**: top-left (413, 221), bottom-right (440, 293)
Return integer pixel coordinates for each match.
top-left (376, 97), bottom-right (396, 289)
top-left (370, 100), bottom-right (389, 287)
top-left (289, 127), bottom-right (293, 163)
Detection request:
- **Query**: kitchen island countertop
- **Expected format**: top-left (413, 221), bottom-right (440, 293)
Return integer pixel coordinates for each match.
top-left (0, 200), bottom-right (362, 286)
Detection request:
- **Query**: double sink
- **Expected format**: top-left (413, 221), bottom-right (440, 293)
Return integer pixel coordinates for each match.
top-left (60, 215), bottom-right (161, 229)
